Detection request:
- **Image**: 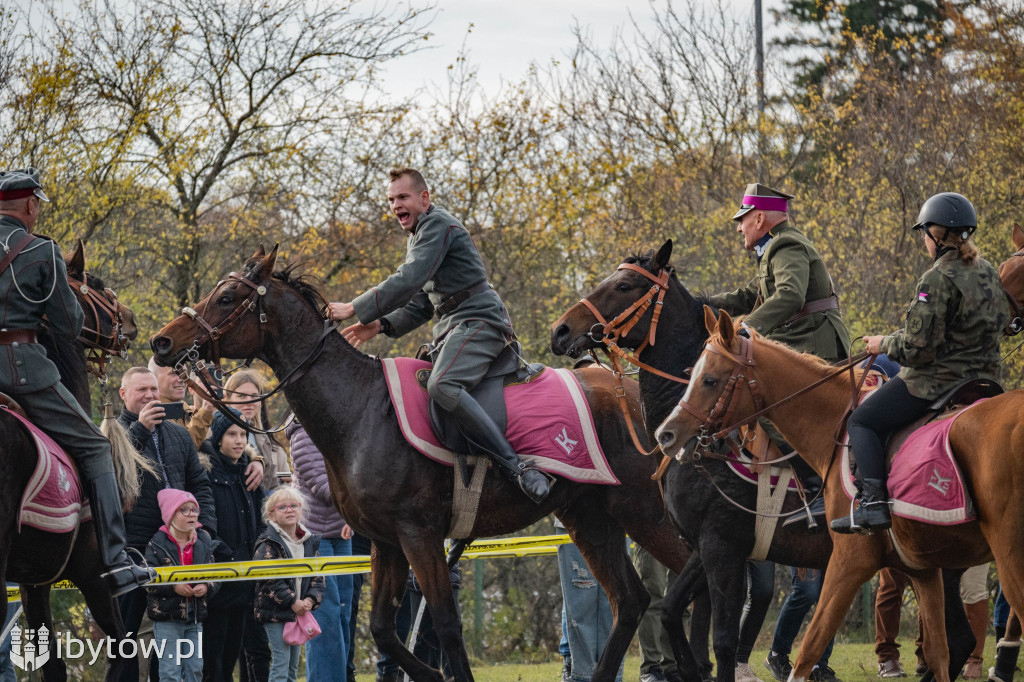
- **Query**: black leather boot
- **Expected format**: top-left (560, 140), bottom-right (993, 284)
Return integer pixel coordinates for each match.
top-left (830, 477), bottom-right (891, 534)
top-left (88, 471), bottom-right (158, 596)
top-left (449, 395), bottom-right (551, 503)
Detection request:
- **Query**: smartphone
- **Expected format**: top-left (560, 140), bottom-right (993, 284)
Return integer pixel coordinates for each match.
top-left (157, 402), bottom-right (186, 421)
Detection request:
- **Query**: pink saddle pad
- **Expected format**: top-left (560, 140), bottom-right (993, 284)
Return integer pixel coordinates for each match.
top-left (380, 358), bottom-right (618, 485)
top-left (3, 407), bottom-right (86, 533)
top-left (840, 400), bottom-right (979, 525)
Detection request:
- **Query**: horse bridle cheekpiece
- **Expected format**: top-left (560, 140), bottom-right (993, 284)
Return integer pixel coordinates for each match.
top-left (1003, 250), bottom-right (1024, 336)
top-left (67, 273), bottom-right (129, 380)
top-left (673, 332), bottom-right (764, 458)
top-left (177, 271), bottom-right (268, 372)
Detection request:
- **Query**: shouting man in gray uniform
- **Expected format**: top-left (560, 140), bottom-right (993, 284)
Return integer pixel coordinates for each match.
top-left (326, 168), bottom-right (550, 503)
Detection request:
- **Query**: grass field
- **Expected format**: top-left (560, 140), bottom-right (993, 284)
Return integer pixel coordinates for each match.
top-left (332, 639), bottom-right (999, 682)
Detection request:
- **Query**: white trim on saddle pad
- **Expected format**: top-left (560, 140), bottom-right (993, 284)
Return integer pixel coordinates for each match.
top-left (840, 404), bottom-right (979, 526)
top-left (380, 358), bottom-right (619, 485)
top-left (4, 408), bottom-right (87, 534)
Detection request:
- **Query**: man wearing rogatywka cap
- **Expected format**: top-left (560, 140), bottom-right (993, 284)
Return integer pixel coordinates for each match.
top-left (0, 168), bottom-right (157, 595)
top-left (710, 183), bottom-right (851, 682)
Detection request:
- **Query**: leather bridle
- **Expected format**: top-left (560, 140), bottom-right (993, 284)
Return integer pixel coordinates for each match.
top-left (1001, 250), bottom-right (1024, 336)
top-left (171, 271), bottom-right (337, 435)
top-left (577, 263), bottom-right (691, 455)
top-left (66, 273), bottom-right (130, 381)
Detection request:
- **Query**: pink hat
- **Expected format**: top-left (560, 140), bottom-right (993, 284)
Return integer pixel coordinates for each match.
top-left (157, 488), bottom-right (199, 528)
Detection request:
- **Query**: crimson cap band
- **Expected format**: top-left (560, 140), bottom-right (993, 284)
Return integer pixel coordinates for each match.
top-left (731, 182), bottom-right (793, 221)
top-left (0, 168), bottom-right (49, 202)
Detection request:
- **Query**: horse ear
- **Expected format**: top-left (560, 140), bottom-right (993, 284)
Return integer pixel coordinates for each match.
top-left (66, 239), bottom-right (85, 278)
top-left (654, 240), bottom-right (673, 270)
top-left (1013, 224), bottom-right (1024, 251)
top-left (252, 244), bottom-right (267, 259)
top-left (718, 311), bottom-right (736, 343)
top-left (248, 244), bottom-right (279, 280)
top-left (703, 305), bottom-right (718, 335)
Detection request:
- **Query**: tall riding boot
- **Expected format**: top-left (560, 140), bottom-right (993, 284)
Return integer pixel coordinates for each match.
top-left (88, 471), bottom-right (158, 596)
top-left (989, 639), bottom-right (1021, 682)
top-left (963, 599), bottom-right (989, 678)
top-left (449, 395), bottom-right (551, 503)
top-left (830, 477), bottom-right (891, 534)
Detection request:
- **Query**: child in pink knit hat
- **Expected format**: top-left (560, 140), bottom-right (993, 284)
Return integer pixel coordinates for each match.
top-left (145, 489), bottom-right (219, 681)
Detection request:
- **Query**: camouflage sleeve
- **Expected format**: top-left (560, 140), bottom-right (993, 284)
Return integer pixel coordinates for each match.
top-left (709, 276), bottom-right (759, 317)
top-left (879, 269), bottom-right (954, 368)
top-left (744, 241), bottom-right (809, 334)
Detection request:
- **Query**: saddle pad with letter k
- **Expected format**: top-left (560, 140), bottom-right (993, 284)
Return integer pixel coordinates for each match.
top-left (840, 401), bottom-right (979, 525)
top-left (381, 358), bottom-right (618, 484)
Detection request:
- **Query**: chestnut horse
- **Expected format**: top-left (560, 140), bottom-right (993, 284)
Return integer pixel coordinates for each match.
top-left (654, 308), bottom-right (1022, 682)
top-left (550, 241), bottom-right (834, 682)
top-left (149, 246), bottom-right (694, 682)
top-left (3, 240), bottom-right (143, 682)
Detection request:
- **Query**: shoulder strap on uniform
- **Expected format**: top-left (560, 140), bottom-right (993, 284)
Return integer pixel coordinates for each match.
top-left (0, 233), bottom-right (37, 278)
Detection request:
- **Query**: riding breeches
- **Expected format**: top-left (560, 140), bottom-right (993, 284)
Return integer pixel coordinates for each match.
top-left (11, 381), bottom-right (114, 480)
top-left (427, 320), bottom-right (507, 412)
top-left (847, 376), bottom-right (932, 482)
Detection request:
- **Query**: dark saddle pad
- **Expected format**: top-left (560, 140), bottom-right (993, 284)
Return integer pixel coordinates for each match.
top-left (416, 342), bottom-right (544, 455)
top-left (882, 377), bottom-right (1003, 465)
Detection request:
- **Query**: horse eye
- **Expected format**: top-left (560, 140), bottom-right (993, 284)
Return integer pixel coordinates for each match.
top-left (702, 377), bottom-right (718, 388)
top-left (217, 295), bottom-right (232, 305)
top-left (615, 283), bottom-right (631, 292)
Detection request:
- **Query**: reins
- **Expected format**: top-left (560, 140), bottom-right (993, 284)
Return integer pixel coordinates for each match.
top-left (172, 272), bottom-right (338, 435)
top-left (577, 263), bottom-right (690, 455)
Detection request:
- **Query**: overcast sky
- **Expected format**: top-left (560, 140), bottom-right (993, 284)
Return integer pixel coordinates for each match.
top-left (381, 0), bottom-right (781, 103)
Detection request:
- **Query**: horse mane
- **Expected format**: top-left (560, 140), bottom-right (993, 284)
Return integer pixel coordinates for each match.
top-left (624, 250), bottom-right (714, 308)
top-left (269, 263), bottom-right (329, 314)
top-left (707, 326), bottom-right (867, 383)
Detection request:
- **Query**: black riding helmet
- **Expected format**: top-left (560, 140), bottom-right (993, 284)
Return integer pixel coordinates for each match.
top-left (912, 192), bottom-right (977, 240)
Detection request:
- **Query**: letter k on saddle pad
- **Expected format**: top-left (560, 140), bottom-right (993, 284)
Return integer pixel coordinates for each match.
top-left (380, 358), bottom-right (618, 484)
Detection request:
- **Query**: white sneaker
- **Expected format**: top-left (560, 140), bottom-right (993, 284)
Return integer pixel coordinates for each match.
top-left (738, 663), bottom-right (766, 682)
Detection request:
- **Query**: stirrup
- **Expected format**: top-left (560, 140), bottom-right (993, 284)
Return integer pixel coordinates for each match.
top-left (102, 548), bottom-right (157, 597)
top-left (517, 467), bottom-right (555, 504)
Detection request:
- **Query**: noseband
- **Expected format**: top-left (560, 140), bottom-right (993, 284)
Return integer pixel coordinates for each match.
top-left (673, 333), bottom-right (765, 455)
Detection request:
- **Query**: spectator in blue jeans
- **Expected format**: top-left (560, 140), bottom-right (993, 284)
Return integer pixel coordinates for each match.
top-left (557, 532), bottom-right (623, 682)
top-left (763, 567), bottom-right (838, 682)
top-left (288, 420), bottom-right (354, 682)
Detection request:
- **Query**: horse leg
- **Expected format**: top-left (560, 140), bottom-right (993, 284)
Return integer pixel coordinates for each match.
top-left (990, 612), bottom-right (1022, 682)
top-left (71, 574), bottom-right (128, 682)
top-left (661, 551), bottom-right (708, 682)
top-left (789, 542), bottom-right (881, 681)
top-left (919, 569), bottom-right (971, 682)
top-left (20, 585), bottom-right (67, 682)
top-left (560, 501), bottom-right (649, 682)
top-left (402, 537), bottom-right (473, 682)
top-left (690, 586), bottom-right (713, 681)
top-left (699, 545), bottom-right (750, 682)
top-left (908, 570), bottom-right (951, 682)
top-left (368, 543), bottom-right (442, 682)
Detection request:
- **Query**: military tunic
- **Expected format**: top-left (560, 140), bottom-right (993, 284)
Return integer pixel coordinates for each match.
top-left (711, 222), bottom-right (851, 363)
top-left (351, 205), bottom-right (514, 411)
top-left (0, 215), bottom-right (114, 479)
top-left (880, 250), bottom-right (1007, 400)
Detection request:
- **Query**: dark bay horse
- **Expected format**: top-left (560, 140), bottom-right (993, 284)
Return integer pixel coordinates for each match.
top-left (2, 240), bottom-right (143, 681)
top-left (550, 241), bottom-right (835, 682)
top-left (655, 309), bottom-right (1018, 682)
top-left (149, 246), bottom-right (694, 682)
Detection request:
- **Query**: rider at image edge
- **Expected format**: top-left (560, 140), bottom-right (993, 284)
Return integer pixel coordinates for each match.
top-left (0, 167), bottom-right (155, 595)
top-left (326, 167), bottom-right (551, 503)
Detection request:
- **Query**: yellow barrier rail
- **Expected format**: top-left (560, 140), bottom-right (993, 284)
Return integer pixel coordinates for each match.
top-left (5, 534), bottom-right (572, 597)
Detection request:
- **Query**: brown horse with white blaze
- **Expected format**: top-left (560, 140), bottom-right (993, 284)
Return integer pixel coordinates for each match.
top-left (149, 246), bottom-right (694, 682)
top-left (654, 307), bottom-right (1024, 682)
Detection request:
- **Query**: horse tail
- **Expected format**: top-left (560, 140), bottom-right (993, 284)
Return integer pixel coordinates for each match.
top-left (102, 416), bottom-right (157, 513)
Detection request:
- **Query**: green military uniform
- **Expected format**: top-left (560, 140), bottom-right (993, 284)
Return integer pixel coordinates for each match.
top-left (0, 212), bottom-right (117, 481)
top-left (710, 221), bottom-right (850, 363)
top-left (0, 167), bottom-right (154, 593)
top-left (352, 204), bottom-right (514, 411)
top-left (880, 250), bottom-right (1007, 400)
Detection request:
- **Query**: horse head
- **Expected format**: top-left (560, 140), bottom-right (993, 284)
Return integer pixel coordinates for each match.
top-left (654, 306), bottom-right (756, 460)
top-left (550, 239), bottom-right (677, 358)
top-left (998, 223), bottom-right (1024, 335)
top-left (65, 239), bottom-right (138, 355)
